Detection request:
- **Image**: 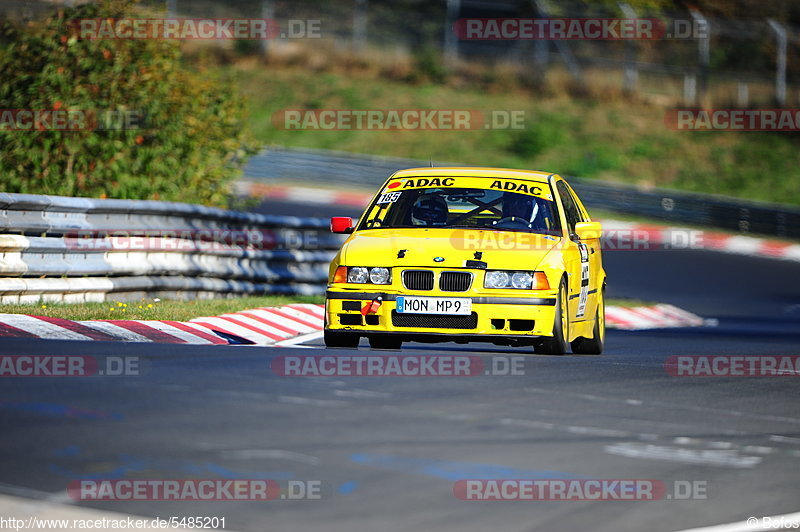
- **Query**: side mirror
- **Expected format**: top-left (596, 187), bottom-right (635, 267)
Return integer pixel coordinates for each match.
top-left (574, 221), bottom-right (602, 241)
top-left (330, 217), bottom-right (354, 234)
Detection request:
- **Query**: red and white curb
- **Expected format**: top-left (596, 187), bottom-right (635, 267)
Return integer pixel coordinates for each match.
top-left (189, 304), bottom-right (324, 345)
top-left (239, 181), bottom-right (372, 208)
top-left (0, 304), bottom-right (324, 346)
top-left (242, 183), bottom-right (800, 263)
top-left (0, 302), bottom-right (707, 344)
top-left (600, 219), bottom-right (800, 263)
top-left (605, 303), bottom-right (709, 330)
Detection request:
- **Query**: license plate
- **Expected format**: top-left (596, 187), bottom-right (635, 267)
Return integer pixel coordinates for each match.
top-left (395, 296), bottom-right (472, 315)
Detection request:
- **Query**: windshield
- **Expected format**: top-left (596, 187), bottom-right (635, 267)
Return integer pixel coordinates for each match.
top-left (358, 182), bottom-right (562, 235)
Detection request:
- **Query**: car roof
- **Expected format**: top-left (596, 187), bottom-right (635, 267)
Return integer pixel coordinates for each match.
top-left (390, 167), bottom-right (555, 183)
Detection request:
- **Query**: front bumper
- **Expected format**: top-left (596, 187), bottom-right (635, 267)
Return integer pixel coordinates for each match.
top-left (325, 289), bottom-right (558, 340)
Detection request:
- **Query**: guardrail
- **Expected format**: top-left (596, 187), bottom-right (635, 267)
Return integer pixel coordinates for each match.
top-left (0, 193), bottom-right (343, 304)
top-left (244, 147), bottom-right (800, 239)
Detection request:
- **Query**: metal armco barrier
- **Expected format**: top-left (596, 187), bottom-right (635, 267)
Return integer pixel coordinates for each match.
top-left (244, 147), bottom-right (800, 239)
top-left (0, 193), bottom-right (343, 303)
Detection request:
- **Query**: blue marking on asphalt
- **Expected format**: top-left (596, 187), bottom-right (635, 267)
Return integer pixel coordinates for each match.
top-left (49, 463), bottom-right (132, 480)
top-left (0, 401), bottom-right (122, 420)
top-left (350, 453), bottom-right (584, 481)
top-left (53, 446), bottom-right (81, 457)
top-left (49, 450), bottom-right (294, 480)
top-left (337, 481), bottom-right (359, 494)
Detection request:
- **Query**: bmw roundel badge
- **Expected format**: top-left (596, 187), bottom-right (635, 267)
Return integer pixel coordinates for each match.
top-left (433, 257), bottom-right (445, 262)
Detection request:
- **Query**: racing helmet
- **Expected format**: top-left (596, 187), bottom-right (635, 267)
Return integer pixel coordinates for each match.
top-left (411, 194), bottom-right (448, 226)
top-left (502, 192), bottom-right (536, 222)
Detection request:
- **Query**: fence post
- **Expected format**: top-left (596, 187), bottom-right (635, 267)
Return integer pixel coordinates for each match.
top-left (444, 0), bottom-right (460, 68)
top-left (530, 0), bottom-right (549, 77)
top-left (353, 0), bottom-right (367, 52)
top-left (737, 82), bottom-right (749, 107)
top-left (683, 74), bottom-right (696, 105)
top-left (535, 0), bottom-right (582, 81)
top-left (619, 2), bottom-right (638, 92)
top-left (261, 0), bottom-right (275, 56)
top-left (690, 10), bottom-right (709, 104)
top-left (767, 19), bottom-right (787, 106)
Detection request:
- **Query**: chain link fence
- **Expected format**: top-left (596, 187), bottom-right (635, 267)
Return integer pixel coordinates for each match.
top-left (6, 0), bottom-right (799, 104)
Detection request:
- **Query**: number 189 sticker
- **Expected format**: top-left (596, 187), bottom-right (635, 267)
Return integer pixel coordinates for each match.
top-left (377, 192), bottom-right (402, 204)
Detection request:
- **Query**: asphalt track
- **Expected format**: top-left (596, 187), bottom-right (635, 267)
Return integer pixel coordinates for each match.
top-left (0, 198), bottom-right (798, 532)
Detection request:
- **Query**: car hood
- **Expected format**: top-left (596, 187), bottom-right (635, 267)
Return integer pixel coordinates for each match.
top-left (341, 228), bottom-right (560, 270)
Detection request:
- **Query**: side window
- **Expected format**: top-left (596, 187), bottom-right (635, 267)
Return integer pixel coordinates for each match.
top-left (556, 181), bottom-right (583, 238)
top-left (565, 183), bottom-right (590, 221)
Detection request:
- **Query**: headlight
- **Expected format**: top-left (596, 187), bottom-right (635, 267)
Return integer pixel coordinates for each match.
top-left (511, 272), bottom-right (534, 289)
top-left (344, 266), bottom-right (391, 284)
top-left (484, 270), bottom-right (540, 289)
top-left (484, 271), bottom-right (510, 289)
top-left (369, 267), bottom-right (391, 284)
top-left (347, 267), bottom-right (369, 284)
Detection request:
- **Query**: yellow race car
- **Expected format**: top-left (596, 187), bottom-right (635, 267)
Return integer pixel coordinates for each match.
top-left (325, 168), bottom-right (606, 355)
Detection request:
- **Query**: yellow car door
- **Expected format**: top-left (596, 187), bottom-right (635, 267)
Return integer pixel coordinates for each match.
top-left (555, 180), bottom-right (592, 328)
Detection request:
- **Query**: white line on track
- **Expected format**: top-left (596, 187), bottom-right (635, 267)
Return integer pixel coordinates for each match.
top-left (220, 449), bottom-right (321, 465)
top-left (604, 442), bottom-right (762, 468)
top-left (272, 330), bottom-right (324, 347)
top-left (674, 511), bottom-right (800, 531)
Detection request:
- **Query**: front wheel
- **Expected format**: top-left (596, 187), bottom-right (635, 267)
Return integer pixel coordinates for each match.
top-left (324, 330), bottom-right (359, 348)
top-left (534, 280), bottom-right (569, 355)
top-left (571, 287), bottom-right (605, 355)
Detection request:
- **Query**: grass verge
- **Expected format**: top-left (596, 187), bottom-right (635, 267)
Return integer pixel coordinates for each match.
top-left (0, 295), bottom-right (644, 322)
top-left (0, 295), bottom-right (324, 322)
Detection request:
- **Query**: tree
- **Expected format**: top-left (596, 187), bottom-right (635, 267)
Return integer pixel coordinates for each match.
top-left (0, 0), bottom-right (254, 206)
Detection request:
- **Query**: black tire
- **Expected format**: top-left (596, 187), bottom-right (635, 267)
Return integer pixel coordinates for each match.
top-left (324, 330), bottom-right (359, 348)
top-left (534, 280), bottom-right (570, 355)
top-left (571, 287), bottom-right (605, 355)
top-left (368, 335), bottom-right (403, 349)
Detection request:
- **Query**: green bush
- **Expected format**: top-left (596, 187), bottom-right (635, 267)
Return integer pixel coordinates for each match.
top-left (0, 0), bottom-right (254, 206)
top-left (507, 121), bottom-right (565, 159)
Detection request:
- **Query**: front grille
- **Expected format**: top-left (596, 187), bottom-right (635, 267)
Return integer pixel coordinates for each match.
top-left (391, 311), bottom-right (478, 329)
top-left (403, 270), bottom-right (434, 291)
top-left (439, 272), bottom-right (472, 292)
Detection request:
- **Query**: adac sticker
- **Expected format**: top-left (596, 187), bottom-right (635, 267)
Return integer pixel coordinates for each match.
top-left (400, 177), bottom-right (457, 189)
top-left (488, 179), bottom-right (546, 198)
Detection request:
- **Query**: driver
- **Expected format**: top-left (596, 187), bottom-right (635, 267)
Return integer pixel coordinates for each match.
top-left (411, 194), bottom-right (448, 226)
top-left (494, 192), bottom-right (538, 228)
